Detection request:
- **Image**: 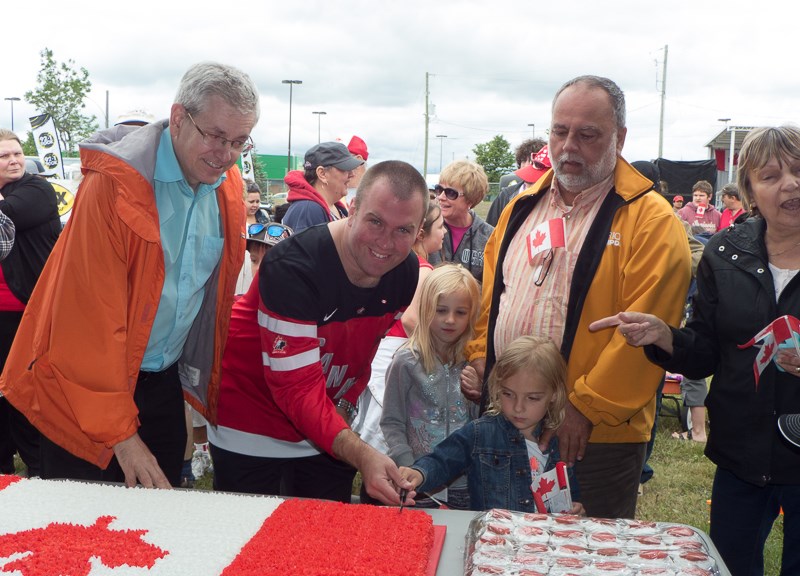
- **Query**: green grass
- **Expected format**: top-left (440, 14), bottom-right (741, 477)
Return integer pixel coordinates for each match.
top-left (640, 413), bottom-right (783, 575)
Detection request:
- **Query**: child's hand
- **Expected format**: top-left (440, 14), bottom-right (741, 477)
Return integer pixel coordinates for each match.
top-left (570, 501), bottom-right (586, 517)
top-left (460, 365), bottom-right (481, 402)
top-left (399, 466), bottom-right (423, 488)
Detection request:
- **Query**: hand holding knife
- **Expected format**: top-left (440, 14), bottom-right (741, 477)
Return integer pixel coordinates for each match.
top-left (398, 488), bottom-right (408, 513)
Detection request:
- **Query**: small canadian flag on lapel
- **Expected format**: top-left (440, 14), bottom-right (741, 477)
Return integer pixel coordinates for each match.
top-left (527, 217), bottom-right (566, 263)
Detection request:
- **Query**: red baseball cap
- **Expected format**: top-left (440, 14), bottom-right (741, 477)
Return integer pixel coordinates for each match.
top-left (673, 195), bottom-right (684, 202)
top-left (515, 146), bottom-right (551, 184)
top-left (347, 135), bottom-right (369, 161)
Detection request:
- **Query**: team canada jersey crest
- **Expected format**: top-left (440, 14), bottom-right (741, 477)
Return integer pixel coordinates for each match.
top-left (272, 337), bottom-right (287, 354)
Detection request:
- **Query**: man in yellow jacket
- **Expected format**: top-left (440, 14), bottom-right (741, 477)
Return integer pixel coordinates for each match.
top-left (464, 75), bottom-right (691, 519)
top-left (0, 62), bottom-right (258, 489)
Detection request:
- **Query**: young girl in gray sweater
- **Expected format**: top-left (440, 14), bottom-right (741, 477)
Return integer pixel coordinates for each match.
top-left (380, 264), bottom-right (480, 510)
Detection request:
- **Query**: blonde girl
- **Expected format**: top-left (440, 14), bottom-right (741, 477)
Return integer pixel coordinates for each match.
top-left (381, 264), bottom-right (480, 509)
top-left (400, 336), bottom-right (583, 514)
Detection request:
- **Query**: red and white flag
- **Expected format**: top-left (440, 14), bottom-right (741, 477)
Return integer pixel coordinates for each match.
top-left (738, 315), bottom-right (800, 387)
top-left (0, 475), bottom-right (283, 575)
top-left (0, 475), bottom-right (441, 576)
top-left (527, 217), bottom-right (566, 263)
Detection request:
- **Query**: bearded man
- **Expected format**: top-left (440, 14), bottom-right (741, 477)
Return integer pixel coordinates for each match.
top-left (463, 75), bottom-right (691, 519)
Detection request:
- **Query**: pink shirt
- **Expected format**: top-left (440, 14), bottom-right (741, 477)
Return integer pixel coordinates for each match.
top-left (495, 174), bottom-right (614, 355)
top-left (0, 265), bottom-right (25, 312)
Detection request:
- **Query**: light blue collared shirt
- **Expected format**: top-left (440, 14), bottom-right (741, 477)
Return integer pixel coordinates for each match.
top-left (140, 128), bottom-right (224, 371)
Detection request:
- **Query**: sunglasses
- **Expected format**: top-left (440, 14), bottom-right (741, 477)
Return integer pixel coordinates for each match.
top-left (248, 222), bottom-right (292, 240)
top-left (533, 249), bottom-right (554, 287)
top-left (434, 184), bottom-right (465, 201)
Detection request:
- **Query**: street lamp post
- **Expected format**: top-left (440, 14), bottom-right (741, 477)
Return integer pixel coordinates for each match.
top-left (527, 123), bottom-right (535, 138)
top-left (5, 97), bottom-right (21, 132)
top-left (435, 135), bottom-right (447, 173)
top-left (312, 111), bottom-right (327, 144)
top-left (282, 80), bottom-right (303, 174)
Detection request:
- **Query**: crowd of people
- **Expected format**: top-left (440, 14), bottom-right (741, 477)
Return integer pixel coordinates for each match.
top-left (0, 63), bottom-right (799, 576)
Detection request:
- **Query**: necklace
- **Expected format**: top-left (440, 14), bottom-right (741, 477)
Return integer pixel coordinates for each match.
top-left (768, 239), bottom-right (800, 258)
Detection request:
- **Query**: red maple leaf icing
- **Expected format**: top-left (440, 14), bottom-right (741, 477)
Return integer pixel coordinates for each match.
top-left (531, 229), bottom-right (546, 249)
top-left (0, 515), bottom-right (167, 576)
top-left (534, 475), bottom-right (555, 496)
top-left (0, 475), bottom-right (22, 492)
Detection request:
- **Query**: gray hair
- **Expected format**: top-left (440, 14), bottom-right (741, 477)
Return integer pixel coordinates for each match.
top-left (553, 75), bottom-right (626, 130)
top-left (174, 62), bottom-right (260, 120)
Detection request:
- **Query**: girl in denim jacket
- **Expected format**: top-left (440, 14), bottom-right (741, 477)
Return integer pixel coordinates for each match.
top-left (381, 264), bottom-right (481, 510)
top-left (401, 336), bottom-right (584, 514)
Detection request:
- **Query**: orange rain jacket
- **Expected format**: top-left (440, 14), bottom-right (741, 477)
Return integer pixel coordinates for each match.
top-left (0, 122), bottom-right (246, 468)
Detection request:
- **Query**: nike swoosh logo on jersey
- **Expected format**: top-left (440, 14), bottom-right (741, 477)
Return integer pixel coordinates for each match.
top-left (323, 308), bottom-right (338, 321)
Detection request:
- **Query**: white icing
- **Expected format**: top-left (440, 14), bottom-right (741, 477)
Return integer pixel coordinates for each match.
top-left (0, 478), bottom-right (282, 575)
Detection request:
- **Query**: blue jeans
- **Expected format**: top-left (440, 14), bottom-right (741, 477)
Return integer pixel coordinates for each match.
top-left (710, 467), bottom-right (800, 576)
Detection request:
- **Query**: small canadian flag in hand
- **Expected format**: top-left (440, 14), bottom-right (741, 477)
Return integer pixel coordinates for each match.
top-left (527, 218), bottom-right (566, 263)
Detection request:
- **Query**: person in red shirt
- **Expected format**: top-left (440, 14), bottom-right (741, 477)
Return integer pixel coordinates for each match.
top-left (210, 160), bottom-right (427, 506)
top-left (718, 183), bottom-right (745, 229)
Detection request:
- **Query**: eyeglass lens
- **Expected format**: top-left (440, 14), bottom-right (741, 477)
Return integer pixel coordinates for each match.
top-left (435, 185), bottom-right (460, 201)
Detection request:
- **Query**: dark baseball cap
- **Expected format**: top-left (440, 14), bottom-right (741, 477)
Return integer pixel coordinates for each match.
top-left (304, 142), bottom-right (364, 172)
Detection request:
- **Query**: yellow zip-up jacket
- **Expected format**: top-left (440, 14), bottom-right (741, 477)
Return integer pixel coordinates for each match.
top-left (0, 122), bottom-right (246, 468)
top-left (467, 159), bottom-right (691, 443)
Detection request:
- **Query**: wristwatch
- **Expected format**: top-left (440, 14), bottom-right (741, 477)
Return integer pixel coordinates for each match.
top-left (336, 398), bottom-right (358, 424)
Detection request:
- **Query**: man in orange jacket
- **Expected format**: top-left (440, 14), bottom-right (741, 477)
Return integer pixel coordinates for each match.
top-left (0, 62), bottom-right (258, 489)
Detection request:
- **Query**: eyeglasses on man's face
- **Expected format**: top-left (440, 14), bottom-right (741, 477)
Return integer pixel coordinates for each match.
top-left (434, 184), bottom-right (465, 201)
top-left (186, 111), bottom-right (253, 154)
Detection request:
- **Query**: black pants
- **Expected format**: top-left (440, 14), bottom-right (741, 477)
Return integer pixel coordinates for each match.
top-left (0, 397), bottom-right (12, 474)
top-left (40, 363), bottom-right (187, 486)
top-left (210, 443), bottom-right (356, 503)
top-left (574, 442), bottom-right (647, 519)
top-left (0, 310), bottom-right (40, 476)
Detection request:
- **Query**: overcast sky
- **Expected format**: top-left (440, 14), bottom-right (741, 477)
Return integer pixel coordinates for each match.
top-left (5, 0), bottom-right (798, 178)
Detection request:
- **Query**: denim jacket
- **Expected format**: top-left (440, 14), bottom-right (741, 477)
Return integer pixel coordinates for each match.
top-left (410, 413), bottom-right (579, 512)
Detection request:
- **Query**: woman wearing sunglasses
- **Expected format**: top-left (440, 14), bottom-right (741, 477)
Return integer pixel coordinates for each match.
top-left (282, 142), bottom-right (363, 233)
top-left (428, 160), bottom-right (494, 286)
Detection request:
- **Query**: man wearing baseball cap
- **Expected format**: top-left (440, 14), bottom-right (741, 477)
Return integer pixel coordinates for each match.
top-left (486, 144), bottom-right (551, 226)
top-left (672, 195), bottom-right (684, 212)
top-left (283, 142), bottom-right (363, 233)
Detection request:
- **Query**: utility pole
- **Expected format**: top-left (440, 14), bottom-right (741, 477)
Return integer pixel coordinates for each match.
top-left (658, 44), bottom-right (668, 159)
top-left (312, 111), bottom-right (326, 144)
top-left (282, 80), bottom-right (302, 174)
top-left (436, 135), bottom-right (447, 172)
top-left (423, 72), bottom-right (430, 179)
top-left (4, 97), bottom-right (20, 131)
top-left (527, 123), bottom-right (535, 139)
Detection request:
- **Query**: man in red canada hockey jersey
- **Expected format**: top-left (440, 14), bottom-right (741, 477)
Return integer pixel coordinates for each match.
top-left (209, 160), bottom-right (428, 505)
